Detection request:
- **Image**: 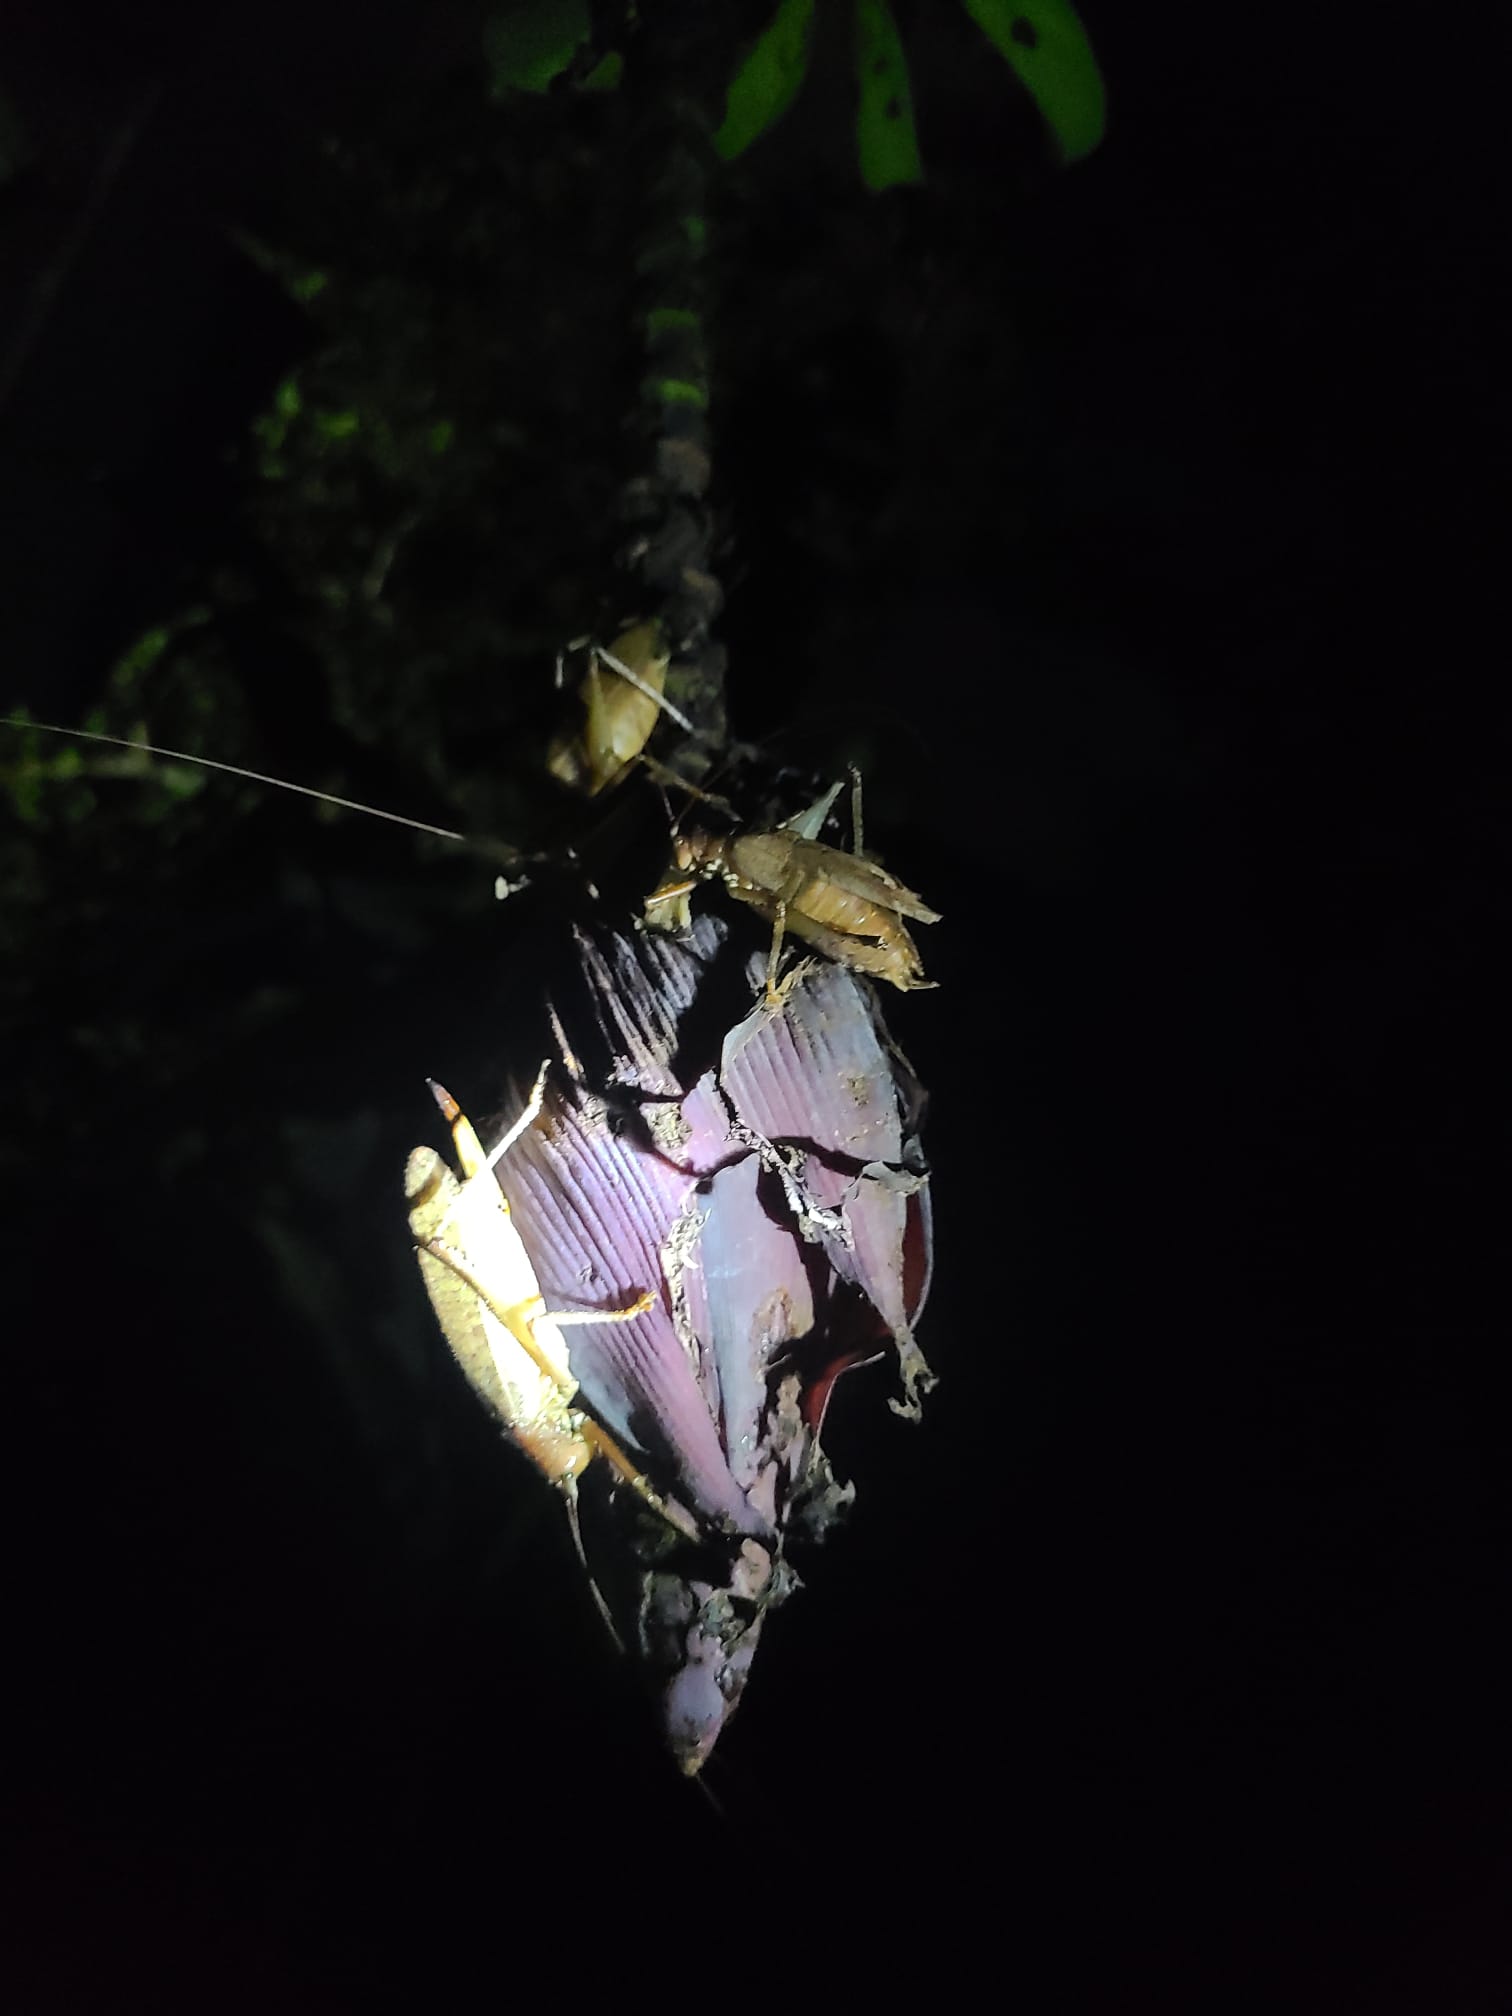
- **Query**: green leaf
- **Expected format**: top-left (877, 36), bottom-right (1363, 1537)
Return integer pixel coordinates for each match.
top-left (960, 0), bottom-right (1106, 163)
top-left (644, 308), bottom-right (700, 338)
top-left (715, 0), bottom-right (816, 161)
top-left (853, 0), bottom-right (923, 193)
top-left (111, 606), bottom-right (212, 695)
top-left (641, 377), bottom-right (708, 410)
top-left (116, 626), bottom-right (172, 680)
top-left (483, 0), bottom-right (590, 97)
top-left (579, 52), bottom-right (622, 92)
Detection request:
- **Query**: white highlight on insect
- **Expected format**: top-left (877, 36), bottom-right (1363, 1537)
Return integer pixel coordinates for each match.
top-left (404, 1063), bottom-right (700, 1543)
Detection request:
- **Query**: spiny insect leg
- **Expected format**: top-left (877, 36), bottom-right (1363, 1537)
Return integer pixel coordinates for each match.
top-left (764, 900), bottom-right (789, 1007)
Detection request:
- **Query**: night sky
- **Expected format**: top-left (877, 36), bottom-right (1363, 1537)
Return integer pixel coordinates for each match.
top-left (3, 4), bottom-right (1506, 2009)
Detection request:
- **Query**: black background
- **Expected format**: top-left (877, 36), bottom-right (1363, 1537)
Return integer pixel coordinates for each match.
top-left (2, 3), bottom-right (1507, 2008)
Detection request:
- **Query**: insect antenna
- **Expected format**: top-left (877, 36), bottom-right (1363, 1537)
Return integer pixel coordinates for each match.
top-left (561, 1479), bottom-right (626, 1654)
top-left (1, 715), bottom-right (535, 874)
top-left (642, 759), bottom-right (738, 835)
top-left (2, 716), bottom-right (469, 841)
top-left (589, 641), bottom-right (696, 735)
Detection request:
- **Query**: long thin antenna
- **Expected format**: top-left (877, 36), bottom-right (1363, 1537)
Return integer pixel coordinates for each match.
top-left (0, 717), bottom-right (469, 845)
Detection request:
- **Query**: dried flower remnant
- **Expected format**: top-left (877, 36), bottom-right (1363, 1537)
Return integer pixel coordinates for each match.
top-left (410, 914), bottom-right (932, 1770)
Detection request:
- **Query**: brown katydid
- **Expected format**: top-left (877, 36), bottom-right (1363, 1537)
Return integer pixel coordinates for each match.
top-left (545, 619), bottom-right (695, 797)
top-left (644, 773), bottom-right (941, 1000)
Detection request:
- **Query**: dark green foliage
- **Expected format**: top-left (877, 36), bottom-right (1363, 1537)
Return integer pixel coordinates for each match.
top-left (717, 0), bottom-right (1104, 177)
top-left (960, 0), bottom-right (1105, 163)
top-left (233, 93), bottom-right (650, 843)
top-left (1, 85), bottom-right (662, 1225)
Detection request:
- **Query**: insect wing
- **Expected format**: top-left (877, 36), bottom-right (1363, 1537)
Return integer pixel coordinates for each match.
top-left (547, 620), bottom-right (671, 795)
top-left (783, 835), bottom-right (941, 924)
